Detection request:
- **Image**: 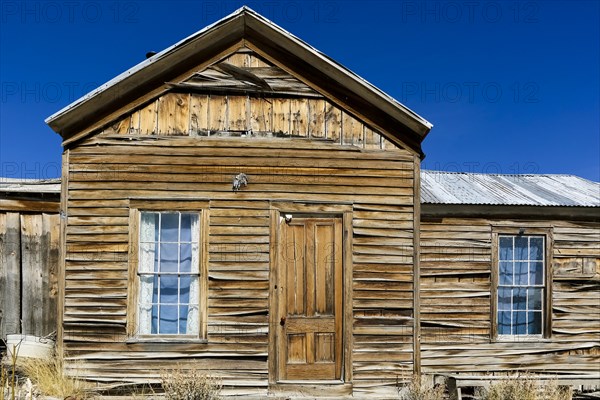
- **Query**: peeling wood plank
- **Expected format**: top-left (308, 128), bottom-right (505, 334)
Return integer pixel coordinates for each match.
top-left (189, 94), bottom-right (209, 136)
top-left (208, 95), bottom-right (228, 132)
top-left (138, 100), bottom-right (158, 135)
top-left (157, 93), bottom-right (189, 135)
top-left (0, 213), bottom-right (21, 337)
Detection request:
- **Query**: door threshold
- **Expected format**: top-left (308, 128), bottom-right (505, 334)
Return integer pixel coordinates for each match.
top-left (269, 381), bottom-right (352, 398)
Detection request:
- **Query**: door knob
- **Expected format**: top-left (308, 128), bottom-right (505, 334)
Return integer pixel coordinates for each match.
top-left (280, 317), bottom-right (286, 326)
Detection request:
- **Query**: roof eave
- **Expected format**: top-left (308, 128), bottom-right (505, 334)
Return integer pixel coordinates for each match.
top-left (421, 203), bottom-right (600, 222)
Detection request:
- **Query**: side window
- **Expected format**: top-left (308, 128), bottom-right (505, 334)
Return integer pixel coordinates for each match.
top-left (137, 211), bottom-right (203, 337)
top-left (496, 234), bottom-right (547, 339)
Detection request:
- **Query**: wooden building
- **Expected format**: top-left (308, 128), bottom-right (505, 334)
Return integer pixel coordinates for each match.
top-left (0, 179), bottom-right (60, 345)
top-left (419, 171), bottom-right (599, 395)
top-left (35, 6), bottom-right (600, 398)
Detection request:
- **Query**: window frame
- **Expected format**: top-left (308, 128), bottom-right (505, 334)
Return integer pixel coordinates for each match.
top-left (491, 226), bottom-right (553, 342)
top-left (127, 200), bottom-right (209, 342)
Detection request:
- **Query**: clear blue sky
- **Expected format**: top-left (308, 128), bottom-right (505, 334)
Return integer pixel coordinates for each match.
top-left (1, 0), bottom-right (599, 181)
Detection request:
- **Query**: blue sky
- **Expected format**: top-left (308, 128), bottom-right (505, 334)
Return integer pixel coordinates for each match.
top-left (1, 0), bottom-right (599, 181)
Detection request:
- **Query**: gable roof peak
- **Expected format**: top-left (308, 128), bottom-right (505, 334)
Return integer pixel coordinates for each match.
top-left (46, 6), bottom-right (433, 155)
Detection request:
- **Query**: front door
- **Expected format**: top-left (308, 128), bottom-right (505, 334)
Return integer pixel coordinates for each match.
top-left (277, 216), bottom-right (343, 381)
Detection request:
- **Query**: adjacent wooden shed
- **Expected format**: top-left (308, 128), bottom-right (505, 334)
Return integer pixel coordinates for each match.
top-left (0, 179), bottom-right (60, 345)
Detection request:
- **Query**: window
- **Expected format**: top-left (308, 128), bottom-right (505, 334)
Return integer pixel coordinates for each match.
top-left (137, 211), bottom-right (202, 336)
top-left (495, 234), bottom-right (548, 338)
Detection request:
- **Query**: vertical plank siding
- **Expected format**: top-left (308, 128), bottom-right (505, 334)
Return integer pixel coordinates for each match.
top-left (0, 211), bottom-right (59, 340)
top-left (102, 96), bottom-right (389, 151)
top-left (63, 134), bottom-right (416, 395)
top-left (420, 217), bottom-right (600, 375)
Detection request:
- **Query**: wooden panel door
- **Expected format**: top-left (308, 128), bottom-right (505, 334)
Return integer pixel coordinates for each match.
top-left (277, 217), bottom-right (343, 381)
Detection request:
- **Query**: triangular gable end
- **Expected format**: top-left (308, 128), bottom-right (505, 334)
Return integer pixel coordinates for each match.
top-left (45, 6), bottom-right (433, 156)
top-left (98, 47), bottom-right (399, 150)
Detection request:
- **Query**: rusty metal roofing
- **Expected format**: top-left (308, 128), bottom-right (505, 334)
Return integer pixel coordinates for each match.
top-left (421, 171), bottom-right (600, 207)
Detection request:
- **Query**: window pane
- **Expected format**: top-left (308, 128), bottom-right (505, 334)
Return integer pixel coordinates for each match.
top-left (514, 236), bottom-right (528, 260)
top-left (139, 243), bottom-right (157, 273)
top-left (151, 304), bottom-right (159, 334)
top-left (180, 214), bottom-right (192, 242)
top-left (138, 211), bottom-right (201, 336)
top-left (140, 212), bottom-right (159, 242)
top-left (495, 235), bottom-right (546, 337)
top-left (515, 262), bottom-right (528, 285)
top-left (528, 288), bottom-right (543, 311)
top-left (498, 311), bottom-right (511, 335)
top-left (497, 288), bottom-right (512, 311)
top-left (513, 311), bottom-right (527, 335)
top-left (160, 243), bottom-right (179, 272)
top-left (152, 274), bottom-right (159, 304)
top-left (529, 237), bottom-right (544, 261)
top-left (191, 243), bottom-right (199, 273)
top-left (138, 274), bottom-right (154, 304)
top-left (499, 236), bottom-right (513, 261)
top-left (160, 275), bottom-right (178, 304)
top-left (161, 213), bottom-right (179, 242)
top-left (528, 311), bottom-right (542, 334)
top-left (180, 244), bottom-right (192, 273)
top-left (530, 261), bottom-right (544, 285)
top-left (499, 262), bottom-right (513, 285)
top-left (180, 275), bottom-right (191, 304)
top-left (179, 305), bottom-right (190, 334)
top-left (159, 305), bottom-right (178, 334)
top-left (513, 288), bottom-right (527, 311)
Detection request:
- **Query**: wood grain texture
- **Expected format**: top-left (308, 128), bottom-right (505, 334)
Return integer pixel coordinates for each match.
top-left (0, 212), bottom-right (21, 338)
top-left (61, 134), bottom-right (415, 393)
top-left (97, 70), bottom-right (400, 150)
top-left (276, 217), bottom-right (342, 380)
top-left (420, 216), bottom-right (600, 376)
top-left (0, 212), bottom-right (59, 339)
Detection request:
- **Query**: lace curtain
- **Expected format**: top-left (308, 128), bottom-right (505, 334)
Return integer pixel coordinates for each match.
top-left (138, 212), bottom-right (157, 335)
top-left (187, 215), bottom-right (200, 335)
top-left (138, 212), bottom-right (200, 336)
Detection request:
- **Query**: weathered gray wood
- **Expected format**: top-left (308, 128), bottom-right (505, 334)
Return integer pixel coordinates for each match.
top-left (20, 214), bottom-right (45, 336)
top-left (1, 212), bottom-right (21, 338)
top-left (42, 213), bottom-right (59, 336)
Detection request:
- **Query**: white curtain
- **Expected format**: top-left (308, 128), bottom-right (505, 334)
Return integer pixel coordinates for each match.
top-left (187, 214), bottom-right (200, 335)
top-left (138, 212), bottom-right (156, 335)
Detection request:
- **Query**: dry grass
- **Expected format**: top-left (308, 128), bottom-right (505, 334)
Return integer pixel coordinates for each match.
top-left (18, 356), bottom-right (92, 399)
top-left (0, 353), bottom-right (6, 400)
top-left (161, 364), bottom-right (222, 400)
top-left (475, 375), bottom-right (572, 400)
top-left (399, 375), bottom-right (446, 400)
top-left (1, 347), bottom-right (20, 400)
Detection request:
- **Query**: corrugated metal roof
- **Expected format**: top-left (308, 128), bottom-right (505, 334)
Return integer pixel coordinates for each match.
top-left (0, 178), bottom-right (61, 194)
top-left (421, 171), bottom-right (600, 207)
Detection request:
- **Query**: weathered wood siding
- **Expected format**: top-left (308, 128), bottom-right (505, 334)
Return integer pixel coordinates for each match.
top-left (63, 132), bottom-right (416, 396)
top-left (0, 211), bottom-right (59, 341)
top-left (98, 48), bottom-right (397, 152)
top-left (103, 93), bottom-right (394, 150)
top-left (420, 217), bottom-right (600, 375)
